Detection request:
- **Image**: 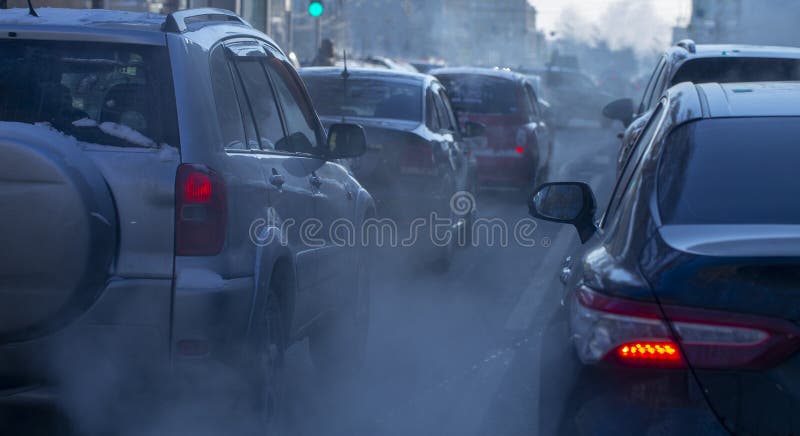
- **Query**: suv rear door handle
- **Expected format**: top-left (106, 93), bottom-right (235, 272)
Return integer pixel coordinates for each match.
top-left (269, 168), bottom-right (285, 188)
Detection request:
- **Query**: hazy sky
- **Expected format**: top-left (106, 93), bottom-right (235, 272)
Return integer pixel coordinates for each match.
top-left (530, 0), bottom-right (693, 54)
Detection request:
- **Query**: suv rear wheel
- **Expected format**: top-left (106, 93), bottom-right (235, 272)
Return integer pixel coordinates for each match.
top-left (248, 280), bottom-right (286, 432)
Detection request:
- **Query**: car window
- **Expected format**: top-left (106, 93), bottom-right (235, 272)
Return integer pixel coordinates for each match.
top-left (659, 117), bottom-right (800, 225)
top-left (439, 90), bottom-right (460, 133)
top-left (524, 84), bottom-right (539, 118)
top-left (426, 89), bottom-right (440, 130)
top-left (647, 63), bottom-right (670, 110)
top-left (302, 75), bottom-right (423, 122)
top-left (602, 102), bottom-right (665, 227)
top-left (670, 58), bottom-right (800, 85)
top-left (433, 89), bottom-right (454, 132)
top-left (265, 58), bottom-right (323, 154)
top-left (210, 47), bottom-right (246, 150)
top-left (0, 39), bottom-right (178, 148)
top-left (638, 58), bottom-right (664, 114)
top-left (233, 60), bottom-right (286, 150)
top-left (436, 75), bottom-right (520, 115)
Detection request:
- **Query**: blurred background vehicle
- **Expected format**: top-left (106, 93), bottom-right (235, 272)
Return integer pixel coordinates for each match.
top-left (433, 67), bottom-right (552, 192)
top-left (522, 66), bottom-right (616, 128)
top-left (300, 67), bottom-right (478, 269)
top-left (602, 40), bottom-right (800, 173)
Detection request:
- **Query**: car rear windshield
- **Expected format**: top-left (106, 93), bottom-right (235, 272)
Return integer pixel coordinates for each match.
top-left (658, 117), bottom-right (800, 225)
top-left (671, 57), bottom-right (800, 85)
top-left (436, 75), bottom-right (520, 115)
top-left (0, 40), bottom-right (178, 148)
top-left (302, 75), bottom-right (422, 122)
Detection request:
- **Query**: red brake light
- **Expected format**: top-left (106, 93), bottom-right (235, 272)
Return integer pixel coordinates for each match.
top-left (175, 164), bottom-right (226, 256)
top-left (515, 146), bottom-right (525, 155)
top-left (571, 286), bottom-right (800, 370)
top-left (616, 341), bottom-right (681, 365)
top-left (184, 173), bottom-right (212, 203)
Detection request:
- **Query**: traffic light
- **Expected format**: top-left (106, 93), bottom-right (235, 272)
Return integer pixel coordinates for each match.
top-left (308, 1), bottom-right (324, 17)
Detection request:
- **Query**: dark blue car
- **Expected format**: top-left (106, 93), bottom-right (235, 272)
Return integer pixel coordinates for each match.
top-left (530, 81), bottom-right (800, 435)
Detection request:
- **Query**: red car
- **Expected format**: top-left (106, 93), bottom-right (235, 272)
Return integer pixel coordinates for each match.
top-left (433, 68), bottom-right (553, 189)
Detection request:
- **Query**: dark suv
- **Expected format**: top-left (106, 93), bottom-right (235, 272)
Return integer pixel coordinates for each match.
top-left (603, 39), bottom-right (800, 172)
top-left (0, 7), bottom-right (373, 431)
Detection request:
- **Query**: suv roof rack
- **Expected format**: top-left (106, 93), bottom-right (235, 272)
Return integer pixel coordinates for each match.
top-left (676, 39), bottom-right (697, 54)
top-left (163, 8), bottom-right (251, 33)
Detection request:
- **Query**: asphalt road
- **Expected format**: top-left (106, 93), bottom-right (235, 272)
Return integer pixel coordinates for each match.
top-left (282, 122), bottom-right (621, 436)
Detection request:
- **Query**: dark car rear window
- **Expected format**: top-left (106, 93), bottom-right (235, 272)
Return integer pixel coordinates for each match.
top-left (658, 117), bottom-right (800, 225)
top-left (0, 40), bottom-right (178, 148)
top-left (436, 75), bottom-right (520, 115)
top-left (301, 75), bottom-right (422, 122)
top-left (671, 57), bottom-right (800, 85)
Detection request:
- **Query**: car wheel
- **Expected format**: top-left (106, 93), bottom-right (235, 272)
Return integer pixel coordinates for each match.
top-left (309, 249), bottom-right (370, 378)
top-left (250, 284), bottom-right (285, 433)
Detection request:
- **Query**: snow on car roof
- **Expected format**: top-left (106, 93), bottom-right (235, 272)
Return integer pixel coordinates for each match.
top-left (0, 7), bottom-right (165, 31)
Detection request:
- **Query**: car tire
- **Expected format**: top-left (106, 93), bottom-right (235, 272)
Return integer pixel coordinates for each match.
top-left (309, 249), bottom-right (370, 379)
top-left (248, 281), bottom-right (286, 433)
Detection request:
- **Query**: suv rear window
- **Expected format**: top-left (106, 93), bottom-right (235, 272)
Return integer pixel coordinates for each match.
top-left (436, 75), bottom-right (520, 115)
top-left (671, 58), bottom-right (800, 85)
top-left (658, 117), bottom-right (800, 225)
top-left (0, 40), bottom-right (178, 148)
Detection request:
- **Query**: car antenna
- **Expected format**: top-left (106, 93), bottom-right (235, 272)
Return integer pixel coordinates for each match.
top-left (27, 0), bottom-right (39, 17)
top-left (340, 50), bottom-right (350, 123)
top-left (341, 49), bottom-right (350, 80)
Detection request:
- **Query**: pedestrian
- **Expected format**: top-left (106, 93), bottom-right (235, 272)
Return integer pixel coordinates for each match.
top-left (312, 38), bottom-right (335, 67)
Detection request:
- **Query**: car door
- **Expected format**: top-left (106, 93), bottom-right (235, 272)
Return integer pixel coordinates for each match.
top-left (430, 83), bottom-right (461, 194)
top-left (436, 86), bottom-right (473, 194)
top-left (523, 81), bottom-right (552, 172)
top-left (225, 41), bottom-right (319, 329)
top-left (263, 49), bottom-right (356, 312)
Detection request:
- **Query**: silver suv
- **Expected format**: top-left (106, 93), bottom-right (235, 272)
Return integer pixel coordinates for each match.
top-left (603, 39), bottom-right (800, 172)
top-left (0, 7), bottom-right (373, 430)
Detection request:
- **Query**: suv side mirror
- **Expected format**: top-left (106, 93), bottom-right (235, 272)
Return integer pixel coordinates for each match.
top-left (528, 182), bottom-right (597, 243)
top-left (327, 123), bottom-right (367, 159)
top-left (462, 121), bottom-right (486, 138)
top-left (602, 98), bottom-right (634, 127)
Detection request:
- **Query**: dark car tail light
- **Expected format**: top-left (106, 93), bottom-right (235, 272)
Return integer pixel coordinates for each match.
top-left (175, 164), bottom-right (226, 256)
top-left (571, 286), bottom-right (800, 369)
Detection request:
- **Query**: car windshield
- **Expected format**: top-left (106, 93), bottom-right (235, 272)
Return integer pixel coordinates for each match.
top-left (671, 57), bottom-right (800, 85)
top-left (658, 117), bottom-right (800, 225)
top-left (0, 40), bottom-right (177, 147)
top-left (436, 75), bottom-right (520, 115)
top-left (301, 75), bottom-right (423, 122)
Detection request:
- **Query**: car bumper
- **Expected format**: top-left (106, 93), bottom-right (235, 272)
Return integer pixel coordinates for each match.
top-left (538, 315), bottom-right (727, 435)
top-left (475, 152), bottom-right (534, 187)
top-left (0, 278), bottom-right (172, 406)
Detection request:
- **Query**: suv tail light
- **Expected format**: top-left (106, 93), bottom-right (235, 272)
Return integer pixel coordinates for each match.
top-left (175, 164), bottom-right (226, 256)
top-left (571, 286), bottom-right (800, 369)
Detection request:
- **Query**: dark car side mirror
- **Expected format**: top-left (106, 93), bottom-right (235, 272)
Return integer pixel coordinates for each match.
top-left (528, 182), bottom-right (597, 243)
top-left (602, 98), bottom-right (634, 127)
top-left (462, 120), bottom-right (486, 138)
top-left (327, 123), bottom-right (367, 159)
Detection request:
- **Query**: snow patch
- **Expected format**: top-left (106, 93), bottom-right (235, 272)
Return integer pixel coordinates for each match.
top-left (72, 118), bottom-right (98, 128)
top-left (98, 122), bottom-right (157, 148)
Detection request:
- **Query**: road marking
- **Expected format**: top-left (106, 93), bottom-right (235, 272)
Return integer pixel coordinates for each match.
top-left (504, 226), bottom-right (574, 331)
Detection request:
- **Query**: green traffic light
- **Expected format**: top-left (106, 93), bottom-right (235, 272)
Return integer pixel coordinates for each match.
top-left (308, 1), bottom-right (324, 17)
